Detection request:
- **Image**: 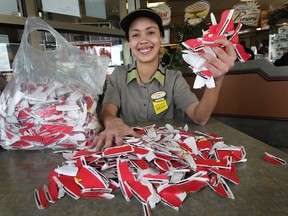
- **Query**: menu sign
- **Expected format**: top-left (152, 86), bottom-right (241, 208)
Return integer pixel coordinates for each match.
top-left (233, 2), bottom-right (261, 27)
top-left (184, 0), bottom-right (210, 25)
top-left (152, 4), bottom-right (171, 26)
top-left (76, 43), bottom-right (112, 59)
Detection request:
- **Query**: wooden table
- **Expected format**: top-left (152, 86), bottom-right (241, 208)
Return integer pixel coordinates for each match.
top-left (1, 118), bottom-right (287, 216)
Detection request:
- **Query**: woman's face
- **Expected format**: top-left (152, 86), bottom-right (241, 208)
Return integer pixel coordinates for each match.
top-left (128, 17), bottom-right (163, 64)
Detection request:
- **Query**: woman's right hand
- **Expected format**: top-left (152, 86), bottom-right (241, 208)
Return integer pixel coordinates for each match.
top-left (90, 117), bottom-right (140, 151)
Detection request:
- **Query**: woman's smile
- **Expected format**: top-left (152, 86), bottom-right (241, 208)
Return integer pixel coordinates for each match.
top-left (138, 46), bottom-right (153, 55)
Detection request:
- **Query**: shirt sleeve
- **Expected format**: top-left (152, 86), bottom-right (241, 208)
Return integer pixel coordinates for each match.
top-left (173, 71), bottom-right (199, 111)
top-left (102, 66), bottom-right (121, 108)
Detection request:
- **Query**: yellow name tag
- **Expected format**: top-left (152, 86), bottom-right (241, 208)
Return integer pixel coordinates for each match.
top-left (153, 99), bottom-right (168, 115)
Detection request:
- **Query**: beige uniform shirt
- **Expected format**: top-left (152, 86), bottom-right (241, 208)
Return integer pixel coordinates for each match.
top-left (103, 63), bottom-right (198, 122)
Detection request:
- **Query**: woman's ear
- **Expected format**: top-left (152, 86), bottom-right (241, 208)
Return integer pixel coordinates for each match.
top-left (160, 36), bottom-right (164, 45)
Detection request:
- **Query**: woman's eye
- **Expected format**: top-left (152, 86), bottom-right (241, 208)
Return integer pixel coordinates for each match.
top-left (131, 33), bottom-right (139, 38)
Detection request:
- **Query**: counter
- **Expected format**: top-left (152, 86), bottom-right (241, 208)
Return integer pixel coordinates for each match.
top-left (181, 59), bottom-right (288, 79)
top-left (181, 60), bottom-right (288, 119)
top-left (1, 118), bottom-right (288, 216)
top-left (230, 59), bottom-right (288, 79)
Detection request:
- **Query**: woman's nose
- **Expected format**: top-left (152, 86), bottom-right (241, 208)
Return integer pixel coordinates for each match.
top-left (139, 38), bottom-right (148, 44)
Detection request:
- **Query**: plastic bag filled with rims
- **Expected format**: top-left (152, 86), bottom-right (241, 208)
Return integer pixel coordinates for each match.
top-left (0, 17), bottom-right (110, 150)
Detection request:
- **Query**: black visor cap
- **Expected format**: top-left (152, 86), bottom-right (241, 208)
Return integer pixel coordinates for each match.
top-left (120, 8), bottom-right (164, 40)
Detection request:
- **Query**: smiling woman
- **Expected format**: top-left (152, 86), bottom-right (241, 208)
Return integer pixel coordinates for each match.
top-left (127, 16), bottom-right (163, 73)
top-left (90, 7), bottom-right (237, 150)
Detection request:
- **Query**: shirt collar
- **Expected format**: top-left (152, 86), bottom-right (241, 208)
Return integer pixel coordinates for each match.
top-left (126, 63), bottom-right (166, 86)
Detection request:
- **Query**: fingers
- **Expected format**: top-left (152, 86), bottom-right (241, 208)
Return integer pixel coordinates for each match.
top-left (115, 135), bottom-right (123, 146)
top-left (213, 38), bottom-right (237, 63)
top-left (103, 133), bottom-right (115, 149)
top-left (89, 117), bottom-right (143, 151)
top-left (203, 50), bottom-right (230, 76)
top-left (91, 128), bottom-right (140, 151)
top-left (92, 132), bottom-right (106, 151)
top-left (89, 131), bottom-right (113, 151)
top-left (216, 38), bottom-right (237, 61)
top-left (131, 130), bottom-right (142, 138)
top-left (202, 39), bottom-right (236, 78)
top-left (90, 135), bottom-right (99, 149)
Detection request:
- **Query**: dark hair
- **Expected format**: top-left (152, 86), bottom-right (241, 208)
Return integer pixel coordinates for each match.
top-left (120, 8), bottom-right (164, 41)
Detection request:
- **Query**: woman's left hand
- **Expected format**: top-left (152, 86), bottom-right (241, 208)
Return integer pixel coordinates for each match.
top-left (201, 38), bottom-right (237, 80)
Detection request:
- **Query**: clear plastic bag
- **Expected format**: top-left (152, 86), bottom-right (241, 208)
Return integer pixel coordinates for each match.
top-left (13, 16), bottom-right (109, 97)
top-left (0, 17), bottom-right (110, 150)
